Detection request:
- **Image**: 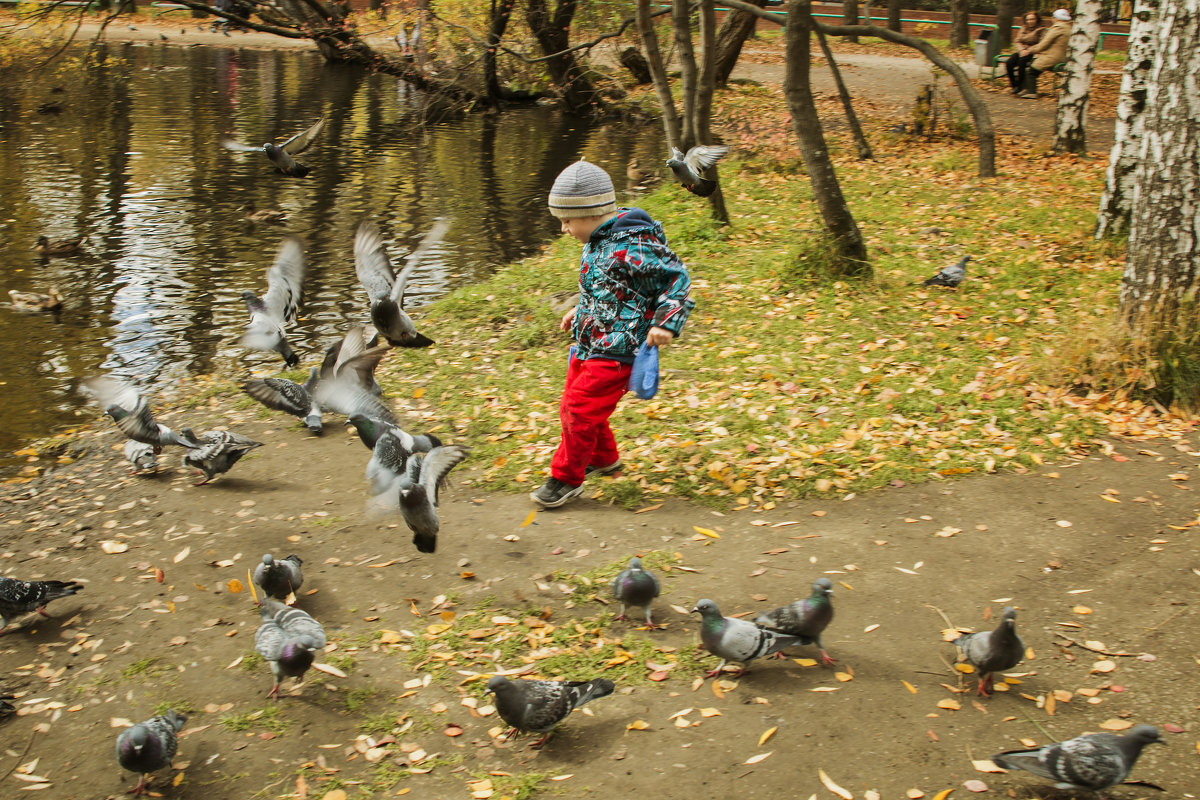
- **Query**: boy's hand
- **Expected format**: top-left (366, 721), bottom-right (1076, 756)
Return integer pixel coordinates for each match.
top-left (646, 326), bottom-right (673, 347)
top-left (560, 307), bottom-right (576, 332)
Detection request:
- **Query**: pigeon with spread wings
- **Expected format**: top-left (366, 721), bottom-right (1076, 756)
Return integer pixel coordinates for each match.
top-left (222, 116), bottom-right (326, 177)
top-left (355, 219), bottom-right (449, 348)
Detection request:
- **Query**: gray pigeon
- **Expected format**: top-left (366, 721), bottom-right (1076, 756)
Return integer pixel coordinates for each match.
top-left (123, 440), bottom-right (158, 474)
top-left (254, 598), bottom-right (327, 699)
top-left (355, 219), bottom-right (449, 348)
top-left (755, 577), bottom-right (836, 665)
top-left (486, 674), bottom-right (615, 747)
top-left (253, 554), bottom-right (303, 601)
top-left (315, 379), bottom-right (398, 427)
top-left (319, 324), bottom-right (388, 396)
top-left (953, 605), bottom-right (1024, 696)
top-left (116, 709), bottom-right (186, 797)
top-left (397, 444), bottom-right (470, 554)
top-left (612, 556), bottom-right (660, 628)
top-left (241, 369), bottom-right (323, 434)
top-left (0, 575), bottom-right (83, 633)
top-left (221, 116), bottom-right (326, 177)
top-left (923, 255), bottom-right (969, 287)
top-left (691, 598), bottom-right (806, 677)
top-left (992, 724), bottom-right (1163, 793)
top-left (347, 413), bottom-right (437, 454)
top-left (82, 376), bottom-right (198, 452)
top-left (240, 236), bottom-right (306, 367)
top-left (666, 144), bottom-right (730, 197)
top-left (179, 428), bottom-right (263, 485)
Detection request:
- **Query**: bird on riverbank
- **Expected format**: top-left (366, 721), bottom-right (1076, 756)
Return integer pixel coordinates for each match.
top-left (613, 556), bottom-right (660, 628)
top-left (243, 207), bottom-right (287, 224)
top-left (992, 724), bottom-right (1163, 794)
top-left (923, 255), bottom-right (969, 287)
top-left (255, 598), bottom-right (326, 699)
top-left (241, 369), bottom-right (323, 434)
top-left (253, 554), bottom-right (303, 601)
top-left (0, 575), bottom-right (83, 634)
top-left (34, 235), bottom-right (83, 256)
top-left (179, 428), bottom-right (263, 485)
top-left (82, 376), bottom-right (198, 453)
top-left (123, 440), bottom-right (158, 474)
top-left (397, 444), bottom-right (470, 554)
top-left (626, 158), bottom-right (653, 187)
top-left (692, 598), bottom-right (806, 678)
top-left (953, 605), bottom-right (1024, 696)
top-left (487, 675), bottom-right (615, 747)
top-left (240, 236), bottom-right (306, 368)
top-left (221, 116), bottom-right (326, 177)
top-left (116, 709), bottom-right (186, 797)
top-left (666, 144), bottom-right (729, 197)
top-left (7, 288), bottom-right (62, 312)
top-left (354, 219), bottom-right (449, 348)
top-left (755, 577), bottom-right (836, 665)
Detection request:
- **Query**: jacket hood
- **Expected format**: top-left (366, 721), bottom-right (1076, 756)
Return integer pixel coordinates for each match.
top-left (594, 208), bottom-right (663, 242)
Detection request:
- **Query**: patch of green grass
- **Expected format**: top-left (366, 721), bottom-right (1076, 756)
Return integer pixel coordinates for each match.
top-left (239, 652), bottom-right (265, 673)
top-left (153, 699), bottom-right (197, 717)
top-left (121, 657), bottom-right (163, 679)
top-left (344, 686), bottom-right (375, 713)
top-left (324, 652), bottom-right (357, 673)
top-left (220, 704), bottom-right (289, 735)
top-left (480, 769), bottom-right (561, 800)
top-left (357, 710), bottom-right (400, 736)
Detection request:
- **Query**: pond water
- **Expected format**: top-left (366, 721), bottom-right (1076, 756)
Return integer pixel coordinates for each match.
top-left (0, 42), bottom-right (659, 472)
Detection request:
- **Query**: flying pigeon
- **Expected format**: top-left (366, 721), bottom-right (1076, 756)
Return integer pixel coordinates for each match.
top-left (923, 255), bottom-right (970, 287)
top-left (123, 440), bottom-right (158, 474)
top-left (82, 376), bottom-right (198, 452)
top-left (396, 444), bottom-right (470, 554)
top-left (666, 144), bottom-right (730, 197)
top-left (116, 709), bottom-right (186, 797)
top-left (254, 598), bottom-right (327, 699)
top-left (992, 724), bottom-right (1164, 793)
top-left (487, 674), bottom-right (615, 747)
top-left (240, 236), bottom-right (306, 367)
top-left (755, 577), bottom-right (836, 664)
top-left (319, 324), bottom-right (388, 396)
top-left (354, 219), bottom-right (449, 348)
top-left (347, 413), bottom-right (436, 454)
top-left (691, 598), bottom-right (806, 678)
top-left (953, 605), bottom-right (1024, 696)
top-left (179, 428), bottom-right (263, 485)
top-left (346, 415), bottom-right (424, 517)
top-left (241, 369), bottom-right (323, 434)
top-left (221, 116), bottom-right (327, 177)
top-left (612, 556), bottom-right (660, 628)
top-left (253, 554), bottom-right (303, 601)
top-left (0, 575), bottom-right (83, 634)
top-left (314, 378), bottom-right (398, 427)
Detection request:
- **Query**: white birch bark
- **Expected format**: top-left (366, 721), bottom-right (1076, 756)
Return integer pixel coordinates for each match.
top-left (1119, 0), bottom-right (1200, 326)
top-left (1095, 0), bottom-right (1159, 239)
top-left (1052, 0), bottom-right (1103, 154)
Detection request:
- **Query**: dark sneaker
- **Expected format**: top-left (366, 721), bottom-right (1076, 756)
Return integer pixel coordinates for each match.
top-left (585, 460), bottom-right (622, 477)
top-left (530, 477), bottom-right (584, 508)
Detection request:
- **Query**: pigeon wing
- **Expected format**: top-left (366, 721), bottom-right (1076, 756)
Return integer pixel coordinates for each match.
top-left (280, 116), bottom-right (326, 156)
top-left (417, 444), bottom-right (470, 505)
top-left (241, 378), bottom-right (309, 417)
top-left (684, 144), bottom-right (730, 173)
top-left (261, 236), bottom-right (306, 324)
top-left (354, 221), bottom-right (397, 302)
top-left (391, 218), bottom-right (451, 306)
top-left (221, 137), bottom-right (262, 153)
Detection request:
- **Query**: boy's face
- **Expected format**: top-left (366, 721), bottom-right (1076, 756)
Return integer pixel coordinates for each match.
top-left (559, 215), bottom-right (604, 244)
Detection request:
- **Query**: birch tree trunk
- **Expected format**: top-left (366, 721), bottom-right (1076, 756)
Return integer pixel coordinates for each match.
top-left (1095, 0), bottom-right (1159, 239)
top-left (1118, 0), bottom-right (1200, 398)
top-left (1052, 0), bottom-right (1103, 154)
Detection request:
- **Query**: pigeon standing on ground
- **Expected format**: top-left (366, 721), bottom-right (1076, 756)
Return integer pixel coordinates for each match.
top-left (755, 577), bottom-right (836, 664)
top-left (612, 556), bottom-right (661, 628)
top-left (953, 605), bottom-right (1025, 696)
top-left (691, 598), bottom-right (806, 677)
top-left (179, 428), bottom-right (263, 485)
top-left (923, 255), bottom-right (970, 287)
top-left (666, 144), bottom-right (730, 197)
top-left (254, 598), bottom-right (327, 699)
top-left (123, 440), bottom-right (158, 474)
top-left (241, 368), bottom-right (323, 434)
top-left (253, 554), bottom-right (303, 601)
top-left (221, 116), bottom-right (327, 177)
top-left (0, 576), bottom-right (83, 633)
top-left (116, 709), bottom-right (187, 797)
top-left (487, 675), bottom-right (615, 747)
top-left (354, 219), bottom-right (449, 348)
top-left (992, 724), bottom-right (1164, 794)
top-left (82, 376), bottom-right (198, 452)
top-left (240, 236), bottom-right (306, 368)
top-left (396, 444), bottom-right (471, 554)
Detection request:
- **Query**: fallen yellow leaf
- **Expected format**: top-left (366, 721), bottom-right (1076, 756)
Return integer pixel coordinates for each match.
top-left (519, 509), bottom-right (537, 528)
top-left (692, 525), bottom-right (720, 538)
top-left (902, 680), bottom-right (918, 694)
top-left (818, 768), bottom-right (853, 799)
top-left (758, 726), bottom-right (777, 745)
top-left (227, 579), bottom-right (244, 594)
top-left (626, 719), bottom-right (650, 730)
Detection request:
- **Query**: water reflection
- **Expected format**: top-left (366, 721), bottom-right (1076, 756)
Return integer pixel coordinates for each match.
top-left (0, 43), bottom-right (661, 470)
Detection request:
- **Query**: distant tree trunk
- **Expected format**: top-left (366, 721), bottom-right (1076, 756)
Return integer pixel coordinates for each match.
top-left (949, 0), bottom-right (970, 47)
top-left (713, 0), bottom-right (769, 87)
top-left (1118, 0), bottom-right (1200, 407)
top-left (525, 0), bottom-right (600, 114)
top-left (636, 0), bottom-right (681, 147)
top-left (673, 0), bottom-right (699, 147)
top-left (886, 0), bottom-right (901, 31)
top-left (1096, 0), bottom-right (1159, 238)
top-left (484, 0), bottom-right (516, 107)
top-left (995, 0), bottom-right (1020, 49)
top-left (697, 0), bottom-right (729, 222)
top-left (813, 17), bottom-right (873, 159)
top-left (618, 48), bottom-right (652, 83)
top-left (1053, 0), bottom-right (1103, 154)
top-left (784, 0), bottom-right (869, 275)
top-left (842, 0), bottom-right (859, 42)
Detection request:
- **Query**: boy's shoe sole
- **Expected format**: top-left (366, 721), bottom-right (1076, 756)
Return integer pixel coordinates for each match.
top-left (585, 460), bottom-right (622, 477)
top-left (529, 483), bottom-right (585, 509)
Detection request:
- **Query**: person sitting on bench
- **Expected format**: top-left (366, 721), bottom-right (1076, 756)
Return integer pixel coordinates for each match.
top-left (1020, 9), bottom-right (1072, 98)
top-left (1005, 11), bottom-right (1046, 95)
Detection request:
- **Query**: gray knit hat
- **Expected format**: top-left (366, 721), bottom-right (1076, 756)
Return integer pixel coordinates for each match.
top-left (548, 160), bottom-right (617, 219)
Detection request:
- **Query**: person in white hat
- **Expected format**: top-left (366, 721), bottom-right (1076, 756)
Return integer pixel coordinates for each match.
top-left (1020, 9), bottom-right (1073, 98)
top-left (531, 159), bottom-right (694, 509)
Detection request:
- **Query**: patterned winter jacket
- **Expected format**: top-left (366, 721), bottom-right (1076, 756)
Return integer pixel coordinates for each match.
top-left (572, 208), bottom-right (694, 362)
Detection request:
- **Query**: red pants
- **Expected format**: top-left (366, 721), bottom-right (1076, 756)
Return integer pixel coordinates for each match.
top-left (551, 355), bottom-right (632, 486)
